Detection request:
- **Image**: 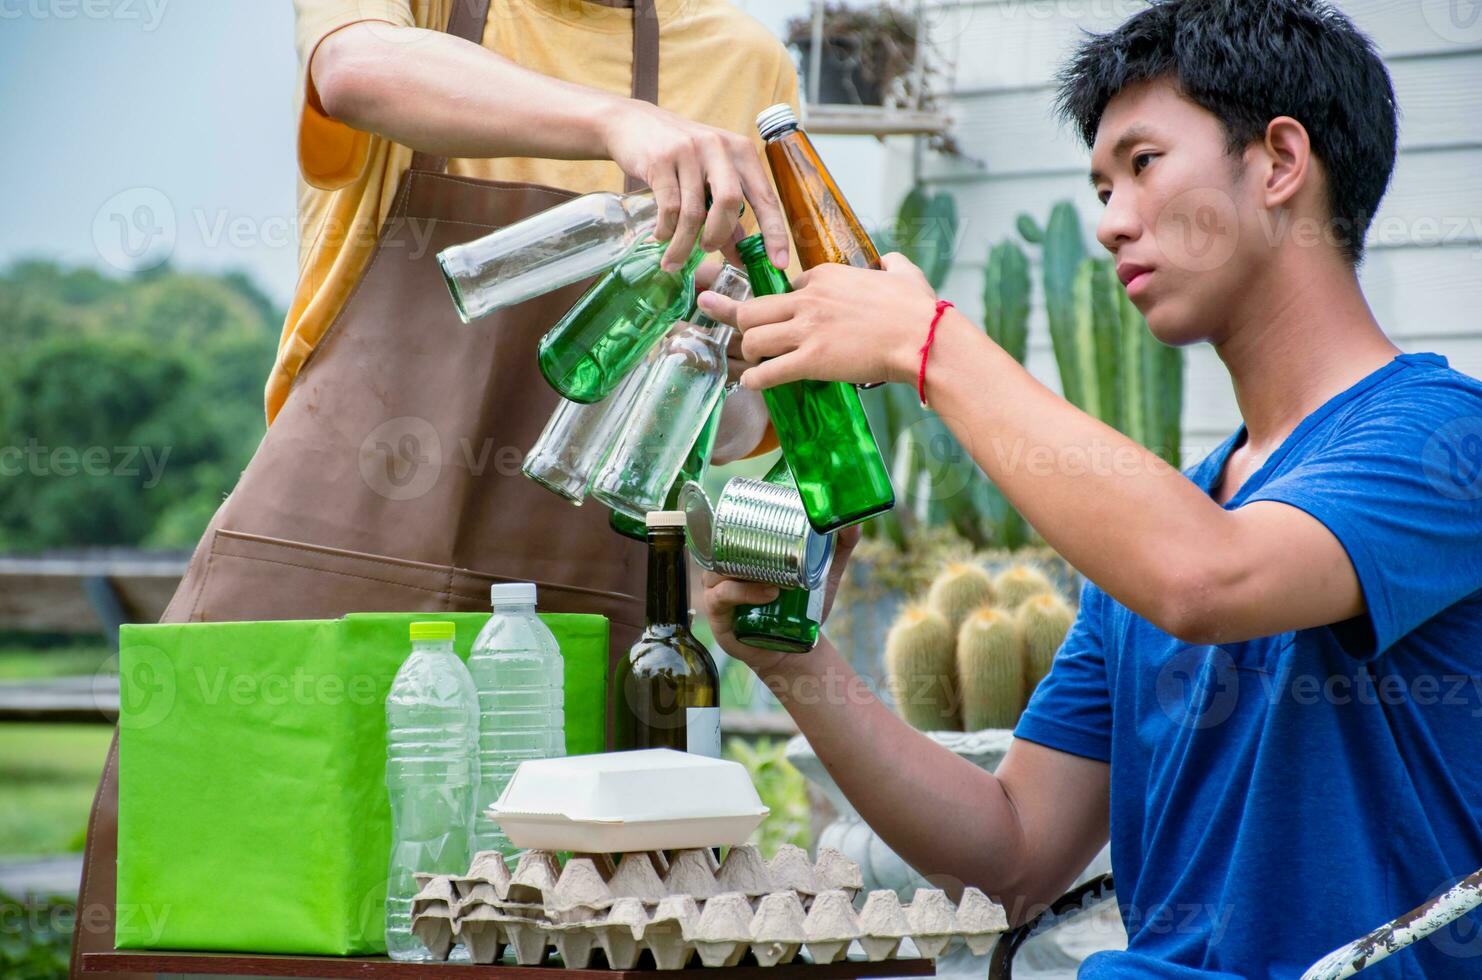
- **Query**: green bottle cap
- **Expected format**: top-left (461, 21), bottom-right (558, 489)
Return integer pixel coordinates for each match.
top-left (409, 621), bottom-right (455, 642)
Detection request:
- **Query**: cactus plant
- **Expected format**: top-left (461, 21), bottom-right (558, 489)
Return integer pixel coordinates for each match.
top-left (884, 604), bottom-right (959, 731)
top-left (1018, 593), bottom-right (1075, 692)
top-left (992, 564), bottom-right (1053, 611)
top-left (1019, 202), bottom-right (1184, 466)
top-left (925, 562), bottom-right (996, 634)
top-left (957, 609), bottom-right (1025, 731)
top-left (894, 185), bottom-right (959, 290)
top-left (982, 240), bottom-right (1031, 365)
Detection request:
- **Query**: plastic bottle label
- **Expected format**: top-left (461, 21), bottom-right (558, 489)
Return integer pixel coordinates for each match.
top-left (686, 706), bottom-right (721, 758)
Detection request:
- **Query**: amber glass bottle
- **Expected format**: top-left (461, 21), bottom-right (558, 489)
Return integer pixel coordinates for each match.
top-left (756, 104), bottom-right (882, 272)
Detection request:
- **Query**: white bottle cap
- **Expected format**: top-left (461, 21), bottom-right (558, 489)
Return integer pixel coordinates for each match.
top-left (490, 582), bottom-right (537, 606)
top-left (755, 103), bottom-right (799, 141)
top-left (645, 511), bottom-right (688, 529)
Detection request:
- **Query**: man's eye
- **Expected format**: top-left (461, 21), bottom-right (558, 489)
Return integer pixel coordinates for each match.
top-left (1097, 189), bottom-right (1111, 205)
top-left (1132, 152), bottom-right (1156, 174)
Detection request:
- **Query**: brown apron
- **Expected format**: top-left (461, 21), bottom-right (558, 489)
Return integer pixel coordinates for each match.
top-left (70, 1), bottom-right (659, 974)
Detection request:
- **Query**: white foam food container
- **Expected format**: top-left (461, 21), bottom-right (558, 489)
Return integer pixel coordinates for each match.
top-left (490, 749), bottom-right (770, 852)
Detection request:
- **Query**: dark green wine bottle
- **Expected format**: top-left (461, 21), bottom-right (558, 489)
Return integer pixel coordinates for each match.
top-left (736, 234), bottom-right (894, 533)
top-left (732, 457), bottom-right (828, 652)
top-left (611, 512), bottom-right (721, 755)
top-left (609, 396), bottom-right (722, 541)
top-left (538, 239), bottom-right (706, 404)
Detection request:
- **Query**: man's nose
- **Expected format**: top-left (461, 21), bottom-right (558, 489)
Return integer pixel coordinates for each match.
top-left (1096, 190), bottom-right (1142, 253)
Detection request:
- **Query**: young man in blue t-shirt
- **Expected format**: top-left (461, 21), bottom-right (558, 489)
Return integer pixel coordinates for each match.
top-left (696, 0), bottom-right (1482, 976)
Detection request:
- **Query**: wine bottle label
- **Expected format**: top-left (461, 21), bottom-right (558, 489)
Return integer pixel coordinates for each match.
top-left (685, 706), bottom-right (721, 758)
top-left (806, 587), bottom-right (825, 622)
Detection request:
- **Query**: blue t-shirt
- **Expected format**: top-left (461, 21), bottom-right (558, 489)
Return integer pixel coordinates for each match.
top-left (1016, 353), bottom-right (1482, 979)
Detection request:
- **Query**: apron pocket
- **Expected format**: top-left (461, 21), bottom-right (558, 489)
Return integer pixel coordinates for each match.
top-left (187, 529), bottom-right (462, 622)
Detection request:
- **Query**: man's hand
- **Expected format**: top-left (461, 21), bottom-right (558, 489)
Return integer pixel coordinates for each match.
top-left (697, 253), bottom-right (938, 389)
top-left (701, 525), bottom-right (861, 672)
top-left (601, 102), bottom-right (790, 273)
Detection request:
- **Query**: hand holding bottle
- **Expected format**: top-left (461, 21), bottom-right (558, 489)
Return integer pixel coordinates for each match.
top-left (697, 252), bottom-right (942, 391)
top-left (700, 524), bottom-right (861, 670)
top-left (601, 102), bottom-right (791, 273)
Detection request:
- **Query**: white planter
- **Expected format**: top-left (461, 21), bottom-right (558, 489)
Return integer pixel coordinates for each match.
top-left (786, 730), bottom-right (1124, 979)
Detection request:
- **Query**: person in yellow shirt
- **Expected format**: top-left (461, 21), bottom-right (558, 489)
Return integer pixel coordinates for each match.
top-left (72, 2), bottom-right (798, 975)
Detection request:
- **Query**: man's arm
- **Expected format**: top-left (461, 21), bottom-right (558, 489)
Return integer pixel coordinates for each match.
top-left (698, 255), bottom-right (1365, 645)
top-left (309, 23), bottom-right (790, 270)
top-left (702, 536), bottom-right (1110, 922)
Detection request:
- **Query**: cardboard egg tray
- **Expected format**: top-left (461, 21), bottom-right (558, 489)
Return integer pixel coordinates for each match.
top-left (408, 844), bottom-right (1009, 968)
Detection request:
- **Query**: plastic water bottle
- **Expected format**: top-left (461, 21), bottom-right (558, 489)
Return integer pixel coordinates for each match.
top-left (468, 583), bottom-right (565, 857)
top-left (384, 621), bottom-right (478, 961)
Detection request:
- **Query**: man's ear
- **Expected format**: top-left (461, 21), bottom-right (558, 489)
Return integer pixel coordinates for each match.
top-left (1259, 116), bottom-right (1312, 210)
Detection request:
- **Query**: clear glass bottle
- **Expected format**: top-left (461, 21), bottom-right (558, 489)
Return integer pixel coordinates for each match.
top-left (732, 458), bottom-right (831, 653)
top-left (467, 583), bottom-right (564, 859)
top-left (384, 622), bottom-right (478, 961)
top-left (522, 341), bottom-right (661, 503)
top-left (608, 397), bottom-right (723, 541)
top-left (537, 239), bottom-right (706, 404)
top-left (611, 512), bottom-right (721, 756)
top-left (438, 189), bottom-right (658, 322)
top-left (591, 266), bottom-right (749, 519)
top-left (736, 233), bottom-right (895, 533)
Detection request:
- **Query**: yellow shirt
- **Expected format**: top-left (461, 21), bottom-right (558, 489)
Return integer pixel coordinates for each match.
top-left (277, 0), bottom-right (801, 423)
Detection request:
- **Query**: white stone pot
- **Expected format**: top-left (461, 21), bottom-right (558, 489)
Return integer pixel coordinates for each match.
top-left (785, 730), bottom-right (1124, 979)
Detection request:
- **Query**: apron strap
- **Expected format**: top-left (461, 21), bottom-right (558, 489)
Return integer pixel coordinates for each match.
top-left (409, 0), bottom-right (661, 187)
top-left (625, 0), bottom-right (660, 193)
top-left (409, 0), bottom-right (496, 174)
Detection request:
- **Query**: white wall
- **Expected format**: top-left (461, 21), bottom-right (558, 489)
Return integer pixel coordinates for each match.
top-left (916, 0), bottom-right (1482, 458)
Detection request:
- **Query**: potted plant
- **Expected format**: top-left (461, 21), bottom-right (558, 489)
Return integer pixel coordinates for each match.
top-left (785, 3), bottom-right (918, 107)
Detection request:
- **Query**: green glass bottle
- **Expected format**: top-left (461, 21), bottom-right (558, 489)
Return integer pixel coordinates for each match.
top-left (537, 239), bottom-right (706, 404)
top-left (609, 397), bottom-right (722, 541)
top-left (735, 234), bottom-right (894, 533)
top-left (611, 512), bottom-right (721, 755)
top-left (732, 458), bottom-right (829, 653)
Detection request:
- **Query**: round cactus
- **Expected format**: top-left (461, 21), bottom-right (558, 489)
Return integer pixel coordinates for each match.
top-left (884, 604), bottom-right (959, 731)
top-left (992, 564), bottom-right (1054, 611)
top-left (926, 562), bottom-right (996, 634)
top-left (957, 608), bottom-right (1025, 731)
top-left (1018, 593), bottom-right (1075, 692)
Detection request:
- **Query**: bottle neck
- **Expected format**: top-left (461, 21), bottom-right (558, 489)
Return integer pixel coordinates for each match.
top-left (491, 602), bottom-right (536, 615)
top-left (645, 527), bottom-right (690, 626)
top-left (412, 639), bottom-right (455, 657)
top-left (624, 190), bottom-right (659, 230)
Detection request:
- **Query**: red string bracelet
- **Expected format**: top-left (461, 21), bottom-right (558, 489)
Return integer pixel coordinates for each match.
top-left (917, 300), bottom-right (955, 408)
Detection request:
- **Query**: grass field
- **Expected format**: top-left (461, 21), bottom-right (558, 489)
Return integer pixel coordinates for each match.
top-left (0, 725), bottom-right (109, 856)
top-left (0, 640), bottom-right (113, 857)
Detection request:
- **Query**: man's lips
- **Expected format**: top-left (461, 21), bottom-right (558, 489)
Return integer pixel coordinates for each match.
top-left (1117, 262), bottom-right (1154, 295)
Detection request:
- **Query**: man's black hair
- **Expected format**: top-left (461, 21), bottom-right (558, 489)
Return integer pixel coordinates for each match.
top-left (1056, 0), bottom-right (1397, 263)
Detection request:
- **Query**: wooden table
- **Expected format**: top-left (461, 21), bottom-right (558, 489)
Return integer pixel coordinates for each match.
top-left (82, 951), bottom-right (937, 979)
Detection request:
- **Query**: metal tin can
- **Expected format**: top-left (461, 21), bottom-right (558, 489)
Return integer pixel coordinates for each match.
top-left (681, 479), bottom-right (834, 590)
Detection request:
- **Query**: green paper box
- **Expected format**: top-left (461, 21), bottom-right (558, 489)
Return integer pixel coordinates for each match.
top-left (115, 611), bottom-right (608, 955)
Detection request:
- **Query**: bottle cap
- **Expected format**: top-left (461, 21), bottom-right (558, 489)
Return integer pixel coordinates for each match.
top-left (645, 510), bottom-right (688, 529)
top-left (755, 103), bottom-right (799, 141)
top-left (410, 621), bottom-right (455, 642)
top-left (490, 582), bottom-right (537, 606)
